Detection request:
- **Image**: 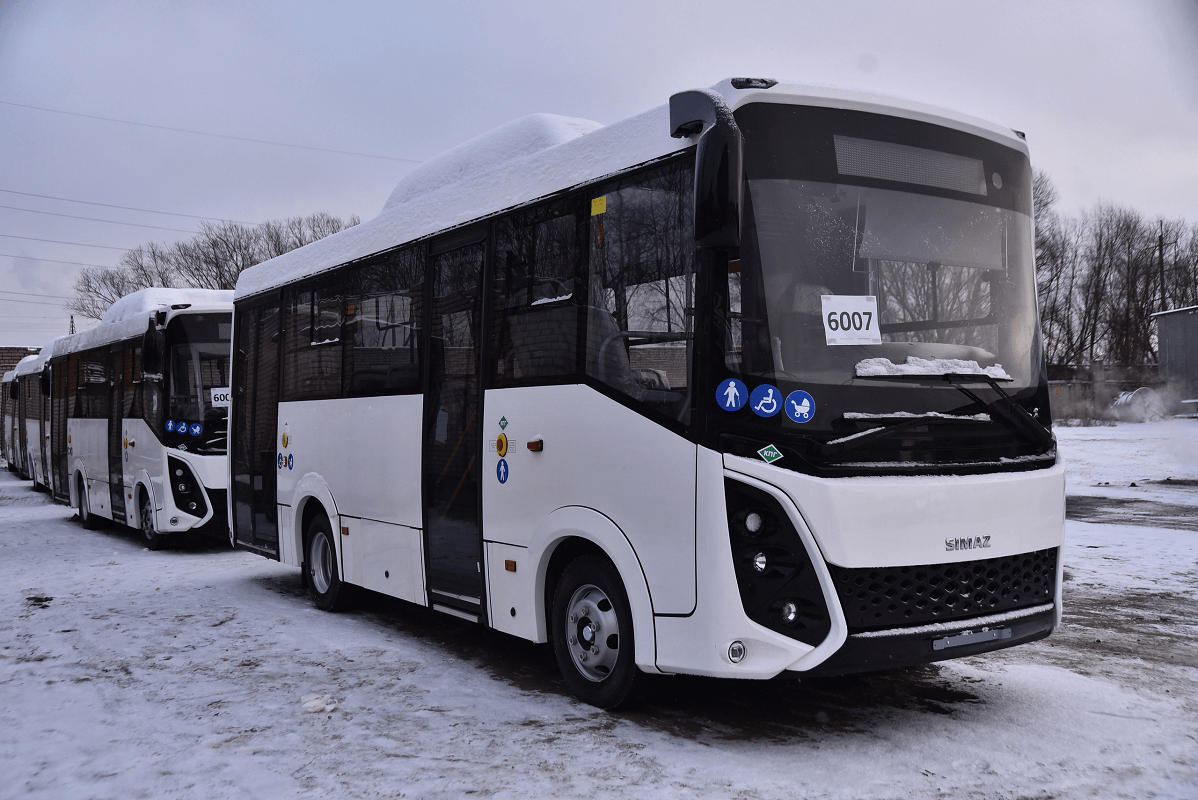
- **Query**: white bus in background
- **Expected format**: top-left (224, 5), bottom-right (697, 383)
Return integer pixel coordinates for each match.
top-left (2, 366), bottom-right (25, 473)
top-left (230, 78), bottom-right (1064, 708)
top-left (11, 348), bottom-right (54, 489)
top-left (48, 289), bottom-right (234, 548)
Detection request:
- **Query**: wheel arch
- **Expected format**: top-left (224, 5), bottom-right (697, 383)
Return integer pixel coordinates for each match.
top-left (289, 473), bottom-right (341, 577)
top-left (528, 506), bottom-right (658, 673)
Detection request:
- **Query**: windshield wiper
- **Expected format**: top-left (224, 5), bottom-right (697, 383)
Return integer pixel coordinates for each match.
top-left (855, 372), bottom-right (1055, 451)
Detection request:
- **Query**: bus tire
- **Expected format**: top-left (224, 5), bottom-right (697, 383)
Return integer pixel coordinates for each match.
top-left (551, 554), bottom-right (642, 710)
top-left (139, 491), bottom-right (168, 551)
top-left (305, 514), bottom-right (351, 612)
top-left (78, 477), bottom-right (99, 530)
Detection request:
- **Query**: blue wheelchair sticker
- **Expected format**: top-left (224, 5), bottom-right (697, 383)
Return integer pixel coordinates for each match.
top-left (749, 384), bottom-right (782, 417)
top-left (716, 378), bottom-right (748, 411)
top-left (784, 390), bottom-right (816, 423)
top-left (496, 458), bottom-right (509, 484)
top-left (287, 453), bottom-right (294, 470)
top-left (189, 423), bottom-right (203, 436)
top-left (277, 453), bottom-right (284, 469)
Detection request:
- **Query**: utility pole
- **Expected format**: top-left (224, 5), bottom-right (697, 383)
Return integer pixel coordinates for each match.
top-left (1158, 220), bottom-right (1167, 313)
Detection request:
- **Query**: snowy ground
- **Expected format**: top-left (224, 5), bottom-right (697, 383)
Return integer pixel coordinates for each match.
top-left (1, 421), bottom-right (1196, 799)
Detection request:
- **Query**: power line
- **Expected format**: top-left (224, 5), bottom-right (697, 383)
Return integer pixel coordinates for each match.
top-left (1, 99), bottom-right (421, 163)
top-left (0, 288), bottom-right (74, 299)
top-left (0, 233), bottom-right (128, 251)
top-left (0, 203), bottom-right (196, 233)
top-left (0, 252), bottom-right (113, 269)
top-left (0, 296), bottom-right (71, 307)
top-left (0, 188), bottom-right (253, 224)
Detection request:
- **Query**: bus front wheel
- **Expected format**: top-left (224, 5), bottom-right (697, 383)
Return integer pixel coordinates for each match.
top-left (551, 554), bottom-right (642, 709)
top-left (305, 514), bottom-right (351, 612)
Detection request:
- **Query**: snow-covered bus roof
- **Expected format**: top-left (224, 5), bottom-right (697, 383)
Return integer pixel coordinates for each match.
top-left (50, 288), bottom-right (234, 359)
top-left (1, 370), bottom-right (14, 383)
top-left (235, 78), bottom-right (1029, 301)
top-left (14, 343), bottom-right (56, 377)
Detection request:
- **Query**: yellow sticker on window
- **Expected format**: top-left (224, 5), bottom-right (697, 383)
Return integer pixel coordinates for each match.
top-left (591, 196), bottom-right (607, 216)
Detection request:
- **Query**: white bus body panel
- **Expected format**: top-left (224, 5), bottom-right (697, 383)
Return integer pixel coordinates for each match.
top-left (481, 384), bottom-right (697, 617)
top-left (68, 418), bottom-right (111, 519)
top-left (723, 454), bottom-right (1066, 569)
top-left (24, 416), bottom-right (45, 487)
top-left (275, 395), bottom-right (425, 597)
top-left (340, 517), bottom-right (426, 605)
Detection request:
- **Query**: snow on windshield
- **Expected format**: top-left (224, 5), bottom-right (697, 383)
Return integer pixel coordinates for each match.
top-left (854, 356), bottom-right (1012, 380)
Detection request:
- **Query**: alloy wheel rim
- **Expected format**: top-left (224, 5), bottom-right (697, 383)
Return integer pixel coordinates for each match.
top-left (311, 532), bottom-right (333, 595)
top-left (564, 583), bottom-right (620, 682)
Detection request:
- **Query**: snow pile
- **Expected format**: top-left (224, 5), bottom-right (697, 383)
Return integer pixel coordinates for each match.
top-left (100, 288), bottom-right (234, 325)
top-left (855, 356), bottom-right (1012, 380)
top-left (235, 105), bottom-right (690, 299)
top-left (301, 694), bottom-right (338, 713)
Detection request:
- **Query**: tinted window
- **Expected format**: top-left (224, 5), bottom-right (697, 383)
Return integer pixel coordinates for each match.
top-left (342, 247), bottom-right (424, 397)
top-left (490, 198), bottom-right (583, 386)
top-left (586, 159), bottom-right (695, 422)
top-left (79, 348), bottom-right (110, 420)
top-left (282, 280), bottom-right (343, 401)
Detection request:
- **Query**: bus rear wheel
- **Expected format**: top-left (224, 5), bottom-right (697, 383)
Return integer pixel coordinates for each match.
top-left (78, 477), bottom-right (98, 530)
top-left (139, 492), bottom-right (167, 551)
top-left (551, 554), bottom-right (642, 709)
top-left (305, 514), bottom-right (351, 612)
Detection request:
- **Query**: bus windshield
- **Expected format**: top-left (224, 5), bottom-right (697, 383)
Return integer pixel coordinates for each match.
top-left (165, 313), bottom-right (232, 453)
top-left (719, 103), bottom-right (1049, 472)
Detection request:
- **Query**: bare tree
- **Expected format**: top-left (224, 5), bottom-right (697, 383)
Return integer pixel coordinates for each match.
top-left (69, 212), bottom-right (359, 319)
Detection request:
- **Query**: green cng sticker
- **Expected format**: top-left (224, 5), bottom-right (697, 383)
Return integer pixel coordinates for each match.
top-left (757, 444), bottom-right (784, 464)
top-left (499, 416), bottom-right (508, 430)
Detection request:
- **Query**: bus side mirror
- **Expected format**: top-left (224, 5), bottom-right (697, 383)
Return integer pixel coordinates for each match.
top-left (670, 89), bottom-right (743, 248)
top-left (143, 321), bottom-right (165, 377)
top-left (40, 371), bottom-right (50, 397)
top-left (8, 381), bottom-right (16, 401)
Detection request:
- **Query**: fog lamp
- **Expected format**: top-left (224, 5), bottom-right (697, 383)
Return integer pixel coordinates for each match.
top-left (752, 552), bottom-right (768, 573)
top-left (728, 641), bottom-right (746, 663)
top-left (744, 511), bottom-right (764, 534)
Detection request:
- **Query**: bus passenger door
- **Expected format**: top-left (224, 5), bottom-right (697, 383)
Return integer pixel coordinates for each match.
top-left (423, 238), bottom-right (485, 617)
top-left (108, 345), bottom-right (127, 522)
top-left (232, 300), bottom-right (281, 554)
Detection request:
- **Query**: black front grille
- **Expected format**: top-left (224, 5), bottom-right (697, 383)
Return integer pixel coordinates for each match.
top-left (828, 547), bottom-right (1057, 631)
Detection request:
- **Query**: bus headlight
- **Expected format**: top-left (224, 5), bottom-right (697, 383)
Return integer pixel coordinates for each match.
top-left (725, 479), bottom-right (831, 647)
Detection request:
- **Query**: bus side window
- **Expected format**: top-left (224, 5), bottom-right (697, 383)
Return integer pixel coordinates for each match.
top-left (81, 348), bottom-right (110, 421)
top-left (489, 198), bottom-right (582, 386)
top-left (342, 246), bottom-right (424, 397)
top-left (282, 281), bottom-right (343, 402)
top-left (586, 159), bottom-right (695, 422)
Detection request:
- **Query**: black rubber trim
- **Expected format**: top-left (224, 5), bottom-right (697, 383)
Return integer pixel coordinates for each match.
top-left (802, 608), bottom-right (1055, 677)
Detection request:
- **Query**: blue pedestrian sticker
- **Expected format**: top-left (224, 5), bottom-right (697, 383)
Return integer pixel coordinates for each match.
top-left (749, 384), bottom-right (782, 417)
top-left (784, 390), bottom-right (816, 423)
top-left (165, 419), bottom-right (176, 432)
top-left (287, 453), bottom-right (294, 470)
top-left (277, 453), bottom-right (284, 469)
top-left (496, 458), bottom-right (509, 484)
top-left (189, 423), bottom-right (203, 436)
top-left (716, 378), bottom-right (748, 411)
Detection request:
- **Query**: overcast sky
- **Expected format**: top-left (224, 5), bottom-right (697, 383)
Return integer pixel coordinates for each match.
top-left (0, 0), bottom-right (1195, 347)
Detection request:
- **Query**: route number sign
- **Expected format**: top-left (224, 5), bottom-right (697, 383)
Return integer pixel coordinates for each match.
top-left (821, 295), bottom-right (881, 346)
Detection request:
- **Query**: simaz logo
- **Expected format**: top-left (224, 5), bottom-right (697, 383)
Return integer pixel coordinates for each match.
top-left (946, 535), bottom-right (991, 552)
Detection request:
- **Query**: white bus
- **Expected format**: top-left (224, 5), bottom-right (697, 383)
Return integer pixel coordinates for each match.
top-left (3, 367), bottom-right (21, 472)
top-left (49, 289), bottom-right (234, 548)
top-left (7, 348), bottom-right (54, 488)
top-left (230, 79), bottom-right (1063, 708)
